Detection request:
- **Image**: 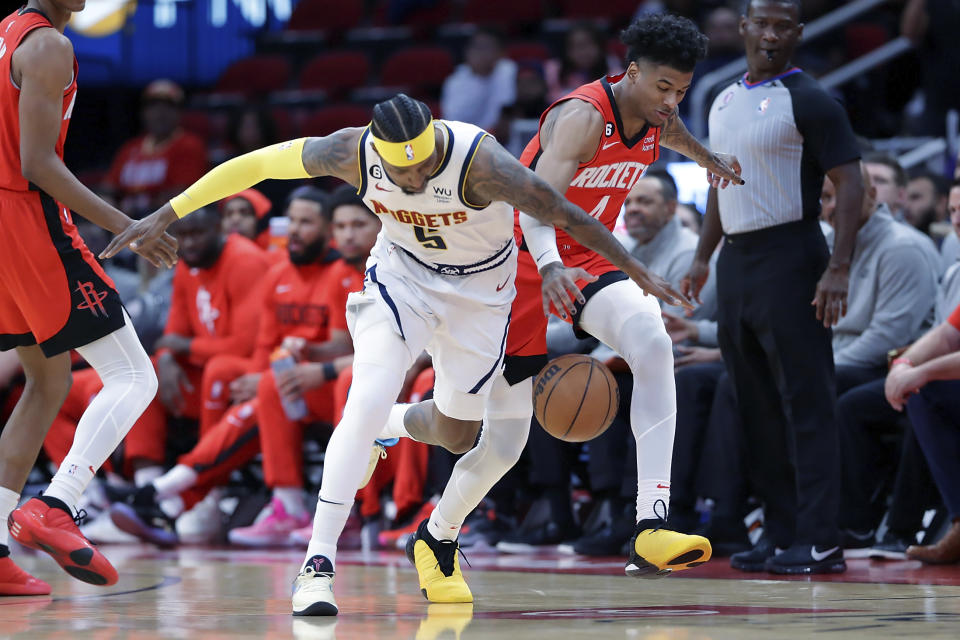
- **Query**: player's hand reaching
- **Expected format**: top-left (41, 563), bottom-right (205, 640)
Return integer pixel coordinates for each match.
top-left (101, 204), bottom-right (180, 267)
top-left (626, 262), bottom-right (694, 310)
top-left (702, 152), bottom-right (744, 189)
top-left (539, 262), bottom-right (597, 320)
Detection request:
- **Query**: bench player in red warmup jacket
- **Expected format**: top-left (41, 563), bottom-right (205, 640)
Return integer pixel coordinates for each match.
top-left (0, 0), bottom-right (176, 595)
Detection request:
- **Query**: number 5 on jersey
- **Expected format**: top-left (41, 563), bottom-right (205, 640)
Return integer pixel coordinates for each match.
top-left (414, 225), bottom-right (447, 250)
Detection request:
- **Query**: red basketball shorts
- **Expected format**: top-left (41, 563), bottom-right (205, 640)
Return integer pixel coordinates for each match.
top-left (0, 189), bottom-right (123, 356)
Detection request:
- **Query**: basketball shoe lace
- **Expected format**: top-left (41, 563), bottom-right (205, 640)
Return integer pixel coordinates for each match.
top-left (431, 538), bottom-right (470, 577)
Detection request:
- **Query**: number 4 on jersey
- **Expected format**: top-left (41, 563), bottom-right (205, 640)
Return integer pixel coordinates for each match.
top-left (414, 225), bottom-right (447, 250)
top-left (587, 195), bottom-right (609, 219)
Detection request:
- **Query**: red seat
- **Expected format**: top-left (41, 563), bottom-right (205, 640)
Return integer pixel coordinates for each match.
top-left (216, 55), bottom-right (291, 95)
top-left (462, 0), bottom-right (544, 29)
top-left (506, 41), bottom-right (552, 62)
top-left (301, 104), bottom-right (372, 137)
top-left (560, 0), bottom-right (637, 20)
top-left (379, 46), bottom-right (454, 93)
top-left (288, 0), bottom-right (364, 32)
top-left (299, 51), bottom-right (371, 97)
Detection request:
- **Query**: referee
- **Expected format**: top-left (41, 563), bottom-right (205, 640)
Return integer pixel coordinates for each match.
top-left (682, 0), bottom-right (863, 574)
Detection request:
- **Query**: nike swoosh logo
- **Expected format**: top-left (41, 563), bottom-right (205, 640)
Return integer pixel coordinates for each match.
top-left (374, 183), bottom-right (393, 192)
top-left (495, 278), bottom-right (511, 292)
top-left (656, 483), bottom-right (671, 489)
top-left (810, 546), bottom-right (839, 562)
top-left (602, 141), bottom-right (620, 150)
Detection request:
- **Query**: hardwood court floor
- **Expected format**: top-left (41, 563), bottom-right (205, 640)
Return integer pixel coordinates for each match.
top-left (2, 544), bottom-right (960, 639)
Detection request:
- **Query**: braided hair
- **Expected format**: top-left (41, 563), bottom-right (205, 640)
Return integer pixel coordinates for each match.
top-left (370, 93), bottom-right (433, 143)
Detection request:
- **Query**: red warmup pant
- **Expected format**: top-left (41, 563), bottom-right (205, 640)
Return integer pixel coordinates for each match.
top-left (357, 367), bottom-right (434, 519)
top-left (173, 368), bottom-right (342, 510)
top-left (42, 357), bottom-right (203, 477)
top-left (200, 354), bottom-right (254, 435)
top-left (256, 368), bottom-right (336, 488)
top-left (177, 399), bottom-right (263, 510)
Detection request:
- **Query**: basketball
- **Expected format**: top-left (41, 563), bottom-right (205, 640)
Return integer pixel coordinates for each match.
top-left (532, 354), bottom-right (619, 442)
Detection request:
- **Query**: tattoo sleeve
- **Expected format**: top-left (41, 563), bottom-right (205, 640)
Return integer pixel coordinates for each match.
top-left (301, 128), bottom-right (363, 186)
top-left (659, 109), bottom-right (712, 164)
top-left (465, 138), bottom-right (637, 273)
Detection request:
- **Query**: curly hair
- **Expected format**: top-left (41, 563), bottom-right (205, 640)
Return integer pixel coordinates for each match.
top-left (620, 14), bottom-right (708, 73)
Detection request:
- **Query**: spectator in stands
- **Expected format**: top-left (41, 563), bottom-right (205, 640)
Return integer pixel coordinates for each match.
top-left (221, 107), bottom-right (288, 209)
top-left (197, 187), bottom-right (330, 436)
top-left (109, 186), bottom-right (369, 547)
top-left (545, 22), bottom-right (615, 103)
top-left (441, 27), bottom-right (516, 132)
top-left (904, 170), bottom-right (949, 238)
top-left (940, 177), bottom-right (960, 271)
top-left (102, 80), bottom-right (208, 219)
top-left (221, 188), bottom-right (273, 251)
top-left (901, 0), bottom-right (960, 137)
top-left (676, 203), bottom-right (702, 234)
top-left (684, 6), bottom-right (742, 119)
top-left (863, 152), bottom-right (907, 222)
top-left (886, 258), bottom-right (960, 562)
top-left (494, 60), bottom-right (549, 150)
top-left (45, 207), bottom-right (269, 542)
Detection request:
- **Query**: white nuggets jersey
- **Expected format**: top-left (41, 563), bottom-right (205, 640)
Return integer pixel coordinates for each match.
top-left (357, 120), bottom-right (515, 275)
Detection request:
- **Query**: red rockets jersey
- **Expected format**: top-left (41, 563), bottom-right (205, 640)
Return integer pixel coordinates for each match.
top-left (516, 73), bottom-right (660, 258)
top-left (0, 7), bottom-right (78, 192)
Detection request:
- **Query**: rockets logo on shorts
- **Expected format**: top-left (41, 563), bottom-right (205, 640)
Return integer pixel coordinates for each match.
top-left (75, 281), bottom-right (109, 317)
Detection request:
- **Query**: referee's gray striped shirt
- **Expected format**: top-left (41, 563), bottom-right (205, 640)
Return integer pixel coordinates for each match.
top-left (708, 68), bottom-right (860, 235)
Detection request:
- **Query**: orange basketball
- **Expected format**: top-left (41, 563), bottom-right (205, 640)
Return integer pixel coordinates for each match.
top-left (532, 354), bottom-right (619, 442)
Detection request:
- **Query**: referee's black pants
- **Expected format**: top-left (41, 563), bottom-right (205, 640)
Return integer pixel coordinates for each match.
top-left (716, 218), bottom-right (839, 548)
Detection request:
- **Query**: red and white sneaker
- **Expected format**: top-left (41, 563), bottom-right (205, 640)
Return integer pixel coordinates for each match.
top-left (0, 551), bottom-right (51, 596)
top-left (228, 498), bottom-right (310, 548)
top-left (9, 497), bottom-right (118, 586)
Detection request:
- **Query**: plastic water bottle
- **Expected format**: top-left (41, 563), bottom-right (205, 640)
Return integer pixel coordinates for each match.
top-left (269, 216), bottom-right (289, 253)
top-left (270, 347), bottom-right (308, 421)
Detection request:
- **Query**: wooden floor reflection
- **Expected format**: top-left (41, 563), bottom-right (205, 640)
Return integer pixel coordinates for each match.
top-left (2, 545), bottom-right (960, 639)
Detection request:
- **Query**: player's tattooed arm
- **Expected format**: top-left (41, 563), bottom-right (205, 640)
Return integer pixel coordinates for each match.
top-left (301, 128), bottom-right (365, 187)
top-left (660, 109), bottom-right (744, 188)
top-left (465, 137), bottom-right (691, 309)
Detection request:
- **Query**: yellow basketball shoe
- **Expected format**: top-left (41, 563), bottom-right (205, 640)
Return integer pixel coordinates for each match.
top-left (405, 519), bottom-right (473, 603)
top-left (626, 502), bottom-right (712, 578)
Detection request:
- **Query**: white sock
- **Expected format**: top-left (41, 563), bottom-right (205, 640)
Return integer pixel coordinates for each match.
top-left (153, 464), bottom-right (199, 499)
top-left (378, 403), bottom-right (413, 440)
top-left (159, 495), bottom-right (185, 519)
top-left (45, 456), bottom-right (96, 512)
top-left (636, 478), bottom-right (672, 524)
top-left (46, 314), bottom-right (157, 510)
top-left (427, 506), bottom-right (462, 542)
top-left (0, 487), bottom-right (19, 547)
top-left (274, 487), bottom-right (306, 518)
top-left (305, 498), bottom-right (352, 570)
top-left (133, 465), bottom-right (163, 488)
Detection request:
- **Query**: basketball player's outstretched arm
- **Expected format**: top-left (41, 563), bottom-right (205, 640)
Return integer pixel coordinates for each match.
top-left (660, 110), bottom-right (744, 188)
top-left (14, 29), bottom-right (178, 268)
top-left (464, 136), bottom-right (692, 310)
top-left (101, 129), bottom-right (364, 259)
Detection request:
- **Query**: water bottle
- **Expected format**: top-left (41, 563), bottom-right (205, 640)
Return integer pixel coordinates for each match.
top-left (270, 347), bottom-right (308, 421)
top-left (268, 216), bottom-right (289, 253)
